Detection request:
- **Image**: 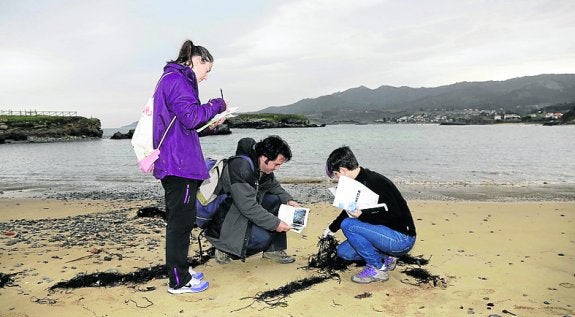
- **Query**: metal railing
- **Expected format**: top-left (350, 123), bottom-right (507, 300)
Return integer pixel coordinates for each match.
top-left (0, 110), bottom-right (78, 117)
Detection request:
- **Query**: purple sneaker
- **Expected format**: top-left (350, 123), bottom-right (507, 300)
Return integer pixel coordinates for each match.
top-left (168, 278), bottom-right (209, 294)
top-left (351, 265), bottom-right (389, 284)
top-left (383, 256), bottom-right (397, 271)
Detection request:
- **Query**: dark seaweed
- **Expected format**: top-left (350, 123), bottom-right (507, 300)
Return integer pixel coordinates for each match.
top-left (50, 265), bottom-right (166, 290)
top-left (398, 254), bottom-right (430, 266)
top-left (233, 236), bottom-right (350, 312)
top-left (306, 235), bottom-right (353, 273)
top-left (136, 206), bottom-right (166, 219)
top-left (0, 272), bottom-right (16, 288)
top-left (234, 275), bottom-right (332, 312)
top-left (49, 248), bottom-right (212, 290)
top-left (400, 267), bottom-right (448, 287)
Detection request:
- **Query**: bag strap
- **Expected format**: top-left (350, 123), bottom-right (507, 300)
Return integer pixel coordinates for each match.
top-left (154, 72), bottom-right (173, 94)
top-left (157, 116), bottom-right (176, 149)
top-left (237, 155), bottom-right (255, 171)
top-left (197, 154), bottom-right (254, 261)
top-left (153, 72), bottom-right (176, 150)
top-left (224, 155), bottom-right (255, 172)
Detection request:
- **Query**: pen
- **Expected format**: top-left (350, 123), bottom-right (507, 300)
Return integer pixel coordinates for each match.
top-left (220, 88), bottom-right (224, 99)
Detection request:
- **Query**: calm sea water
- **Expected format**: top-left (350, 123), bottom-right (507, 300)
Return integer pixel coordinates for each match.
top-left (0, 124), bottom-right (574, 196)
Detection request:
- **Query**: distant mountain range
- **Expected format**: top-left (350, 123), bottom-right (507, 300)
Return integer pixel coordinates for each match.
top-left (257, 74), bottom-right (575, 124)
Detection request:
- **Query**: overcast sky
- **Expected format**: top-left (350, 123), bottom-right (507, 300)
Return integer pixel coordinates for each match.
top-left (1, 0), bottom-right (574, 128)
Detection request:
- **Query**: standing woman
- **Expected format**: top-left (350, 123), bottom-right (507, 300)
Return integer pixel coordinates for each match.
top-left (153, 40), bottom-right (226, 294)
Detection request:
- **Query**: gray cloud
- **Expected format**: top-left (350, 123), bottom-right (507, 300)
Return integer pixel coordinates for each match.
top-left (1, 0), bottom-right (574, 127)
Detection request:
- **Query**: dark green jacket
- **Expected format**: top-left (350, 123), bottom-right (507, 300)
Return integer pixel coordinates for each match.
top-left (205, 138), bottom-right (293, 258)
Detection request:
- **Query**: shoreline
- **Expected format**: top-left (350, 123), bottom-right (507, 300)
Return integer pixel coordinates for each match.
top-left (2, 182), bottom-right (574, 204)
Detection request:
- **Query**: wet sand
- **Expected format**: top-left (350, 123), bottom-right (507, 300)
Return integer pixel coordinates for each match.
top-left (1, 194), bottom-right (574, 317)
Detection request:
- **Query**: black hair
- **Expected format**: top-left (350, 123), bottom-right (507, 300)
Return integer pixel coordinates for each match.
top-left (254, 135), bottom-right (292, 162)
top-left (325, 146), bottom-right (359, 177)
top-left (170, 40), bottom-right (213, 67)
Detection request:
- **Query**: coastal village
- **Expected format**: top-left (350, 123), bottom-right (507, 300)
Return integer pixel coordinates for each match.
top-left (380, 108), bottom-right (570, 125)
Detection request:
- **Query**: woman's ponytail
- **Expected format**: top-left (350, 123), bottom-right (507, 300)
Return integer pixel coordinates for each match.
top-left (170, 39), bottom-right (213, 66)
top-left (171, 40), bottom-right (195, 66)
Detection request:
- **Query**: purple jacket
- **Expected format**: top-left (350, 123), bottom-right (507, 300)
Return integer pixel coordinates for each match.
top-left (152, 62), bottom-right (226, 180)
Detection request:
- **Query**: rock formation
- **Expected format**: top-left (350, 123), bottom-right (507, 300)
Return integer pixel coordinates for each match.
top-left (0, 116), bottom-right (103, 144)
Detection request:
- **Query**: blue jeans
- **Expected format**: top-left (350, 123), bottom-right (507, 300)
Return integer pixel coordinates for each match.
top-left (337, 218), bottom-right (416, 269)
top-left (245, 194), bottom-right (287, 256)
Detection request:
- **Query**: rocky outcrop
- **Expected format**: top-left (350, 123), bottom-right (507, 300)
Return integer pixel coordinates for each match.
top-left (110, 130), bottom-right (134, 139)
top-left (0, 116), bottom-right (103, 144)
top-left (109, 124), bottom-right (231, 140)
top-left (198, 123), bottom-right (231, 136)
top-left (227, 115), bottom-right (325, 129)
top-left (107, 114), bottom-right (322, 142)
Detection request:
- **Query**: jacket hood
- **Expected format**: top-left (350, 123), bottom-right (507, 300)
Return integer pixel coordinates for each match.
top-left (163, 62), bottom-right (196, 82)
top-left (235, 137), bottom-right (256, 157)
top-left (163, 62), bottom-right (188, 72)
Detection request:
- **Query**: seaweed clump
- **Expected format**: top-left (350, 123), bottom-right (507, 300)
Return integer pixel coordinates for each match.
top-left (400, 267), bottom-right (448, 288)
top-left (398, 253), bottom-right (430, 266)
top-left (234, 275), bottom-right (332, 311)
top-left (136, 206), bottom-right (166, 219)
top-left (49, 247), bottom-right (212, 290)
top-left (235, 236), bottom-right (347, 312)
top-left (306, 235), bottom-right (351, 274)
top-left (0, 272), bottom-right (16, 288)
top-left (50, 265), bottom-right (166, 290)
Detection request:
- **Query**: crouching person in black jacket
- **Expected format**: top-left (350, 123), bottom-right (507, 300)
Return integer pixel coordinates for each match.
top-left (323, 146), bottom-right (417, 284)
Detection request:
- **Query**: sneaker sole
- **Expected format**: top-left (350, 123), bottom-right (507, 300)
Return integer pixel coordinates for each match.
top-left (167, 282), bottom-right (209, 294)
top-left (261, 256), bottom-right (295, 264)
top-left (215, 258), bottom-right (231, 264)
top-left (351, 276), bottom-right (389, 284)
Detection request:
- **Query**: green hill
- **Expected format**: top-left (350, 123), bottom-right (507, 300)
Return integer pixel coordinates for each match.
top-left (258, 74), bottom-right (575, 124)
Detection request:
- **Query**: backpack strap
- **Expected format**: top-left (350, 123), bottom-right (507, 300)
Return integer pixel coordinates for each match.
top-left (213, 155), bottom-right (255, 195)
top-left (236, 155), bottom-right (255, 171)
top-left (197, 154), bottom-right (255, 262)
top-left (154, 72), bottom-right (174, 94)
top-left (157, 116), bottom-right (176, 149)
top-left (154, 72), bottom-right (176, 150)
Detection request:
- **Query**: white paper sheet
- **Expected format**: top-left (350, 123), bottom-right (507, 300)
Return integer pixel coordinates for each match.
top-left (332, 176), bottom-right (386, 211)
top-left (196, 107), bottom-right (239, 132)
top-left (278, 204), bottom-right (310, 234)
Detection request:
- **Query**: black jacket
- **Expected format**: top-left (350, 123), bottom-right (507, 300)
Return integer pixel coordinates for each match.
top-left (328, 167), bottom-right (416, 237)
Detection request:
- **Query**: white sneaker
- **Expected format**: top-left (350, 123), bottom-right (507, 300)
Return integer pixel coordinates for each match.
top-left (168, 277), bottom-right (209, 294)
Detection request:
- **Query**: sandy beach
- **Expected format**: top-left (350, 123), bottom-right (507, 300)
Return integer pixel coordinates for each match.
top-left (1, 195), bottom-right (574, 317)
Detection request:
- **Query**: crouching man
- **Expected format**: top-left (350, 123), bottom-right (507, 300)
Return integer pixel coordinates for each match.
top-left (205, 135), bottom-right (300, 264)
